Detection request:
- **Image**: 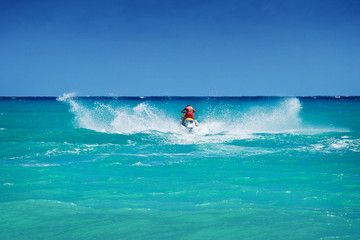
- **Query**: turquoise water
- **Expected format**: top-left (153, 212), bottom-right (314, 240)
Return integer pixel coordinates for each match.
top-left (1, 95), bottom-right (359, 240)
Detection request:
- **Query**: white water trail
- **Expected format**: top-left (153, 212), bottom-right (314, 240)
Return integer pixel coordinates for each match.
top-left (196, 97), bottom-right (302, 135)
top-left (58, 93), bottom-right (113, 133)
top-left (57, 93), bottom-right (182, 134)
top-left (110, 103), bottom-right (181, 134)
top-left (57, 94), bottom-right (311, 144)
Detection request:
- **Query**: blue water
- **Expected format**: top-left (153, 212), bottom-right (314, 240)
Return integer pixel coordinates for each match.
top-left (1, 95), bottom-right (359, 239)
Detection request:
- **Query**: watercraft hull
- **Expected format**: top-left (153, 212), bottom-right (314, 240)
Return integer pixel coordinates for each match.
top-left (180, 115), bottom-right (199, 129)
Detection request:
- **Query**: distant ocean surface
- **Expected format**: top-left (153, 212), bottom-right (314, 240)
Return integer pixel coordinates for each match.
top-left (1, 95), bottom-right (359, 240)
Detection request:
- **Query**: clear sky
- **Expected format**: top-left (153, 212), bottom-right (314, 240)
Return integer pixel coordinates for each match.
top-left (1, 0), bottom-right (359, 96)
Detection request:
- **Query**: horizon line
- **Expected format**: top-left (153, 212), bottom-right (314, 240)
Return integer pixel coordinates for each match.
top-left (0, 95), bottom-right (358, 98)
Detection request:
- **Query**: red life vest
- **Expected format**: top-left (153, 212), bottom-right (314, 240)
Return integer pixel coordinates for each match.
top-left (185, 112), bottom-right (194, 119)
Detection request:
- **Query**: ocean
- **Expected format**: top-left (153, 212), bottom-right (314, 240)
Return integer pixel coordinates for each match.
top-left (0, 95), bottom-right (359, 240)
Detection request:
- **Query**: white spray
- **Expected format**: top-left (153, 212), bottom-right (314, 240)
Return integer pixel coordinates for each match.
top-left (58, 94), bottom-right (305, 144)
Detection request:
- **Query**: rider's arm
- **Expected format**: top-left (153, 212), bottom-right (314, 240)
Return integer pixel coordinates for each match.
top-left (181, 108), bottom-right (186, 113)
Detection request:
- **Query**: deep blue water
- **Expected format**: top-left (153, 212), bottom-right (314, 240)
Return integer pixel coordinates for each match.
top-left (0, 95), bottom-right (359, 239)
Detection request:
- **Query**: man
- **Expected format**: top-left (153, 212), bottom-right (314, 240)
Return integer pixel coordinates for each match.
top-left (181, 105), bottom-right (196, 119)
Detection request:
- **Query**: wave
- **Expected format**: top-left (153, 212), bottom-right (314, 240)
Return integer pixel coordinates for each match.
top-left (57, 93), bottom-right (343, 144)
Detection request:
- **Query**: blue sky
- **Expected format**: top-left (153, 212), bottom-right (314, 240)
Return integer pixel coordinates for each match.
top-left (1, 0), bottom-right (359, 96)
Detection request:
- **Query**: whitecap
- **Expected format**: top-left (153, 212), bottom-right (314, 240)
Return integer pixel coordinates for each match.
top-left (131, 161), bottom-right (151, 167)
top-left (3, 183), bottom-right (14, 186)
top-left (21, 163), bottom-right (61, 167)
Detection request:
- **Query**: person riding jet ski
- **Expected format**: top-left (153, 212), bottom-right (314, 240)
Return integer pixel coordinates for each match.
top-left (181, 105), bottom-right (196, 118)
top-left (180, 105), bottom-right (199, 128)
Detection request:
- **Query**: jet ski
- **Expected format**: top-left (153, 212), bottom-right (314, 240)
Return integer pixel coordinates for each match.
top-left (180, 114), bottom-right (199, 130)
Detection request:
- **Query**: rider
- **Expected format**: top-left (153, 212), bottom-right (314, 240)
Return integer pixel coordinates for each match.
top-left (181, 105), bottom-right (196, 119)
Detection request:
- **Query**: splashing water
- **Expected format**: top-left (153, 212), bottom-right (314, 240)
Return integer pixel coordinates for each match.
top-left (58, 94), bottom-right (182, 134)
top-left (57, 94), bottom-right (311, 144)
top-left (198, 97), bottom-right (302, 135)
top-left (111, 103), bottom-right (181, 134)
